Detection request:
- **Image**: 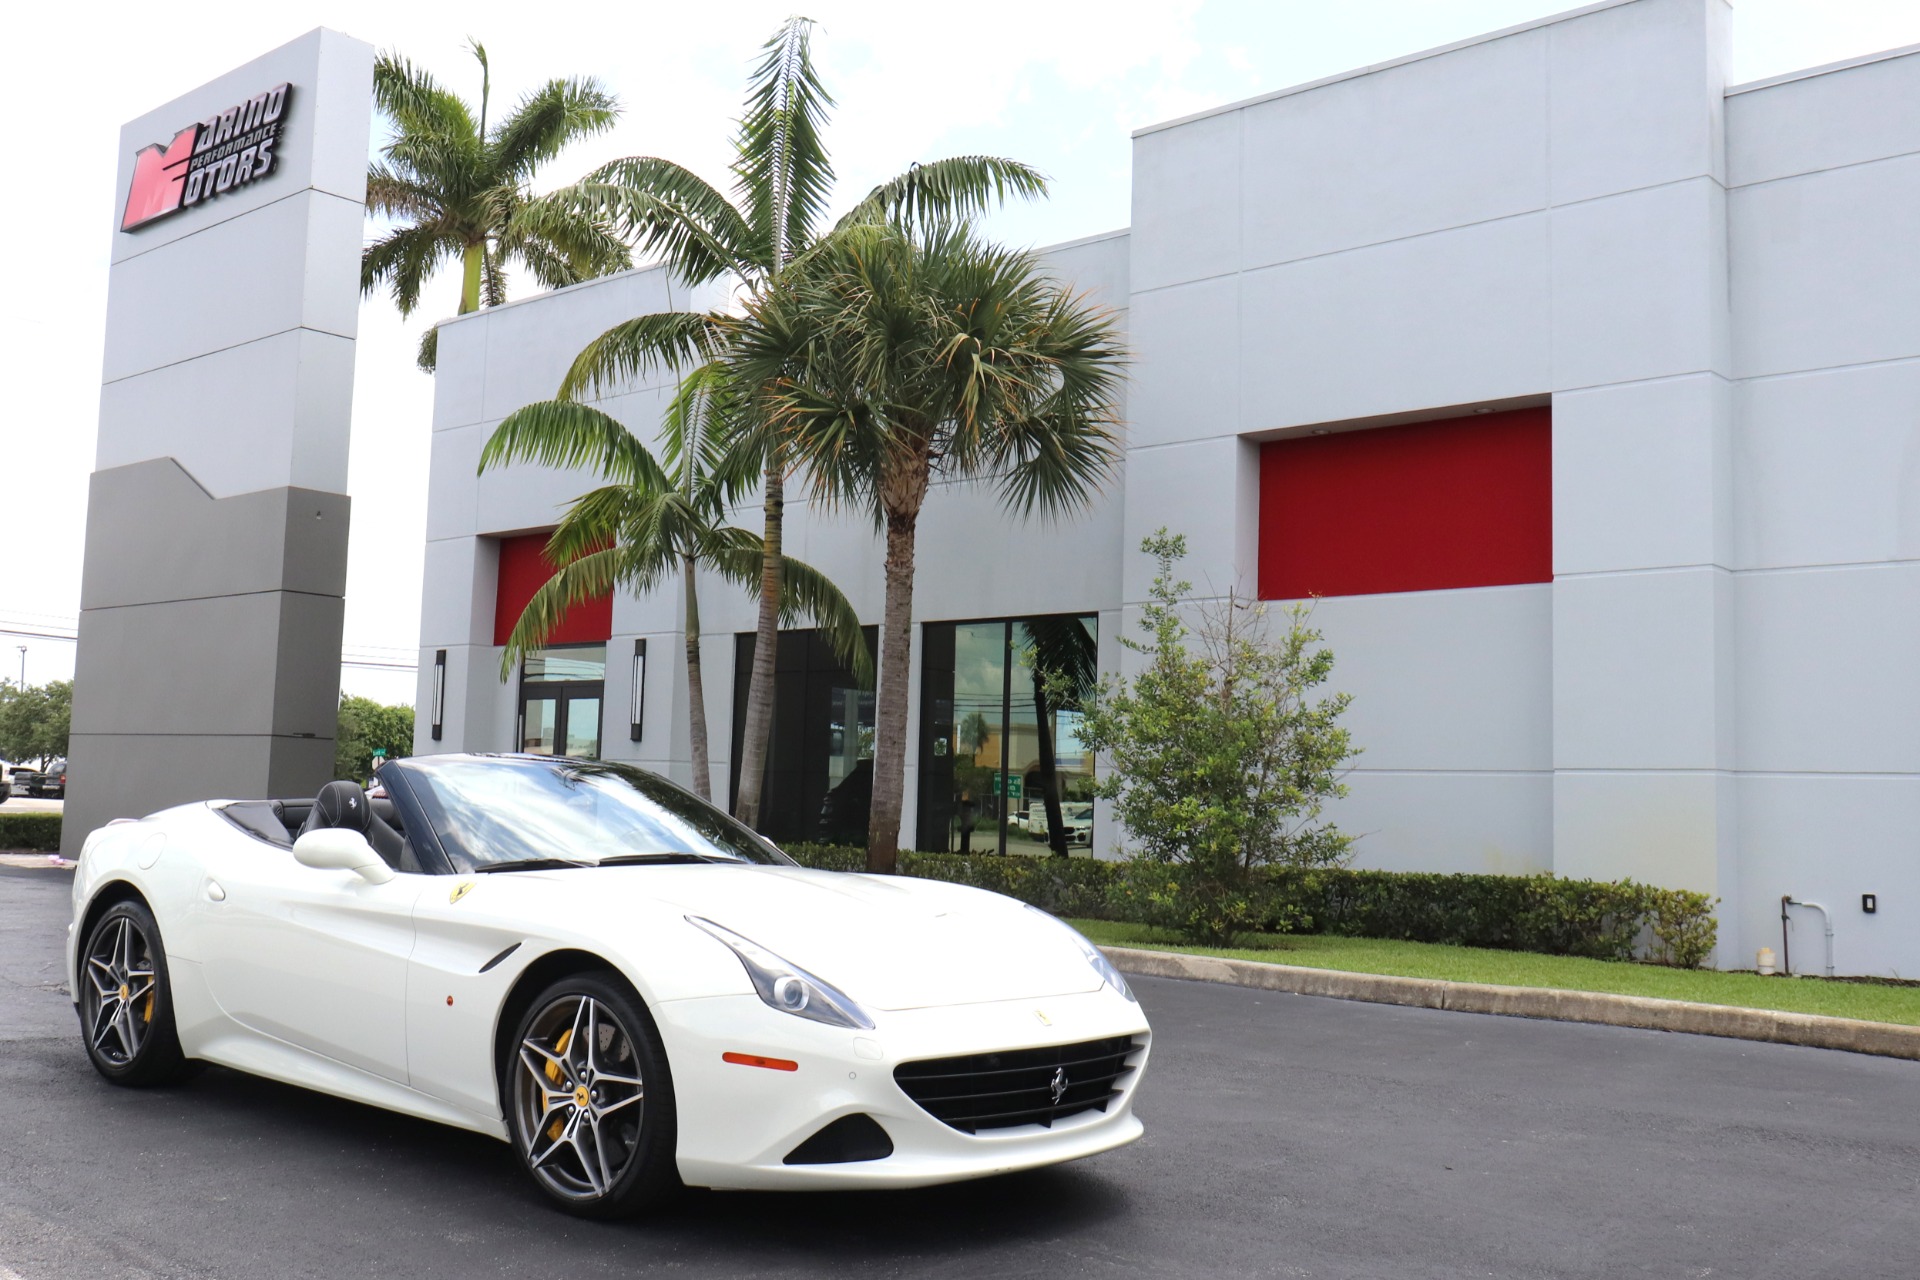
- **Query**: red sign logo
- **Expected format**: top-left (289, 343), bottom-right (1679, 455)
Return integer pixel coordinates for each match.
top-left (121, 82), bottom-right (292, 232)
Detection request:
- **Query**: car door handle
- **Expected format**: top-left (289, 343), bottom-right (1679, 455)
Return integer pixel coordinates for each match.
top-left (205, 880), bottom-right (226, 902)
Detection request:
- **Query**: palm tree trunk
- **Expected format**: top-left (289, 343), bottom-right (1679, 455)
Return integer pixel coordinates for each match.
top-left (733, 461), bottom-right (782, 829)
top-left (867, 505), bottom-right (919, 874)
top-left (459, 242), bottom-right (485, 314)
top-left (683, 552), bottom-right (712, 801)
top-left (1031, 668), bottom-right (1069, 857)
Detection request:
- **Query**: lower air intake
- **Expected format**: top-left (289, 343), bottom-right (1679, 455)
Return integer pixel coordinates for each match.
top-left (783, 1113), bottom-right (895, 1165)
top-left (893, 1035), bottom-right (1141, 1134)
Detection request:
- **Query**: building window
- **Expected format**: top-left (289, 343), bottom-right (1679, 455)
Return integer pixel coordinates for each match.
top-left (917, 615), bottom-right (1098, 855)
top-left (729, 628), bottom-right (878, 844)
top-left (518, 644), bottom-right (605, 758)
top-left (1258, 406), bottom-right (1551, 600)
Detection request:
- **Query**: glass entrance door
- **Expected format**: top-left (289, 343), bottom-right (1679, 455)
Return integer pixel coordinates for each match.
top-left (518, 645), bottom-right (606, 759)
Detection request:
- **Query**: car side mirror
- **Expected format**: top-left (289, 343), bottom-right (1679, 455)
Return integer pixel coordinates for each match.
top-left (293, 828), bottom-right (395, 884)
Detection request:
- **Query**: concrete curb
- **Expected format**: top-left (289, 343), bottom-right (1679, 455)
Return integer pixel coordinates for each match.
top-left (1102, 945), bottom-right (1920, 1062)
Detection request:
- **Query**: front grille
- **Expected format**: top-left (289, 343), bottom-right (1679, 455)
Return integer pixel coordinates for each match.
top-left (893, 1035), bottom-right (1142, 1134)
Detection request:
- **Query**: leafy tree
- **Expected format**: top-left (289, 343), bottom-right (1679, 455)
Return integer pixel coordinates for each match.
top-left (0, 681), bottom-right (72, 770)
top-left (550, 16), bottom-right (1044, 829)
top-left (335, 695), bottom-right (415, 783)
top-left (741, 221), bottom-right (1126, 872)
top-left (480, 363), bottom-right (869, 801)
top-left (361, 42), bottom-right (630, 372)
top-left (1074, 532), bottom-right (1359, 945)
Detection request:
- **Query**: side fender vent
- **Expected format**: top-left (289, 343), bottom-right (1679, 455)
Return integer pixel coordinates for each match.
top-left (782, 1113), bottom-right (894, 1165)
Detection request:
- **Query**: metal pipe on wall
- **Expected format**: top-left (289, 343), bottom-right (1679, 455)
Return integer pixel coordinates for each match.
top-left (1781, 897), bottom-right (1836, 978)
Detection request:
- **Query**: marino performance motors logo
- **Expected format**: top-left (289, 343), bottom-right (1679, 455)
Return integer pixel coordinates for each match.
top-left (120, 83), bottom-right (293, 232)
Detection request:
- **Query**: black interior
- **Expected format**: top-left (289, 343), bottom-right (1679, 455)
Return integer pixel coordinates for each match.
top-left (220, 784), bottom-right (418, 873)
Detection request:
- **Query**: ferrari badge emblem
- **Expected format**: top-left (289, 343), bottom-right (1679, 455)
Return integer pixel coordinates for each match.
top-left (1050, 1067), bottom-right (1069, 1105)
top-left (1034, 1009), bottom-right (1051, 1026)
top-left (449, 882), bottom-right (474, 905)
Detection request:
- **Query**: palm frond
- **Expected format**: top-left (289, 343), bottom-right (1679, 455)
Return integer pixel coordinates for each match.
top-left (703, 528), bottom-right (872, 684)
top-left (735, 16), bottom-right (835, 267)
top-left (836, 156), bottom-right (1047, 231)
top-left (505, 190), bottom-right (632, 284)
top-left (572, 157), bottom-right (756, 283)
top-left (478, 400), bottom-right (672, 489)
top-left (373, 53), bottom-right (475, 139)
top-left (417, 323), bottom-right (439, 374)
top-left (558, 311), bottom-right (734, 401)
top-left (361, 223), bottom-right (461, 313)
top-left (491, 76), bottom-right (620, 181)
top-left (365, 162), bottom-right (443, 221)
top-left (498, 547), bottom-right (622, 677)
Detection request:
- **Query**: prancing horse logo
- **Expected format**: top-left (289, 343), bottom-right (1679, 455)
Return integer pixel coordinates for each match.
top-left (1049, 1066), bottom-right (1069, 1105)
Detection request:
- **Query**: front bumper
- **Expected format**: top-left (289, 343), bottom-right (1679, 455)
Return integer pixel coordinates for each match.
top-left (656, 985), bottom-right (1151, 1191)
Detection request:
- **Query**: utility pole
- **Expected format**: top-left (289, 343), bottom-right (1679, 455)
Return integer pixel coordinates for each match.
top-left (15, 646), bottom-right (23, 690)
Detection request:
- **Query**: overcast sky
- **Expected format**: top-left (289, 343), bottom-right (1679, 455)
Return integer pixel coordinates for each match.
top-left (4, 0), bottom-right (1916, 705)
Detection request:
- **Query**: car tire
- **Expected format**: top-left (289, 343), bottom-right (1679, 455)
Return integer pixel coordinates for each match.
top-left (502, 971), bottom-right (681, 1219)
top-left (77, 898), bottom-right (192, 1086)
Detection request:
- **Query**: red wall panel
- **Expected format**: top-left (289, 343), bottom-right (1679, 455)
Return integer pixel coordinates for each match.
top-left (1257, 407), bottom-right (1551, 600)
top-left (493, 532), bottom-right (614, 647)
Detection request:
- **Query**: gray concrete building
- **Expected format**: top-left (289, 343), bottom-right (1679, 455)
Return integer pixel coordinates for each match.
top-left (420, 0), bottom-right (1920, 976)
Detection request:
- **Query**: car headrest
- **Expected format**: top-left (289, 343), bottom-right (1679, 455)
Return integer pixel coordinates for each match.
top-left (307, 780), bottom-right (373, 836)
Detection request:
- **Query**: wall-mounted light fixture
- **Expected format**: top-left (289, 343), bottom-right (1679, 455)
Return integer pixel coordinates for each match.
top-left (431, 649), bottom-right (447, 741)
top-left (629, 638), bottom-right (647, 742)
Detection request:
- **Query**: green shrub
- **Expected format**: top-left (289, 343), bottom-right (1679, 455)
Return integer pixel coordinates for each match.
top-left (0, 812), bottom-right (62, 853)
top-left (782, 842), bottom-right (1719, 968)
top-left (1648, 888), bottom-right (1720, 969)
top-left (1072, 533), bottom-right (1358, 944)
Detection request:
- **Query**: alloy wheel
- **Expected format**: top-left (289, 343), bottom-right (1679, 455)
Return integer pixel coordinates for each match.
top-left (82, 915), bottom-right (157, 1066)
top-left (511, 994), bottom-right (647, 1201)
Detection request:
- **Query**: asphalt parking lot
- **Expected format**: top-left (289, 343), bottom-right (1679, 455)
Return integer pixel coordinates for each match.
top-left (4, 863), bottom-right (1919, 1279)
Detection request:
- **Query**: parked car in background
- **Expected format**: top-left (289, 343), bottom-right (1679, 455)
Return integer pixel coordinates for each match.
top-left (1061, 802), bottom-right (1093, 846)
top-left (1023, 799), bottom-right (1094, 847)
top-left (25, 760), bottom-right (66, 799)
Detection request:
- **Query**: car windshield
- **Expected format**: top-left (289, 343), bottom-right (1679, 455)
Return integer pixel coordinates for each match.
top-left (392, 756), bottom-right (794, 871)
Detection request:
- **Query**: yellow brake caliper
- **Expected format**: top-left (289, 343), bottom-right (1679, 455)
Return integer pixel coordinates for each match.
top-left (545, 1028), bottom-right (573, 1140)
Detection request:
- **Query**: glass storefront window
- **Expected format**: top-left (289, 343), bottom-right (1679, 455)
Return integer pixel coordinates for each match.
top-left (523, 645), bottom-right (606, 682)
top-left (917, 615), bottom-right (1098, 855)
top-left (730, 628), bottom-right (878, 845)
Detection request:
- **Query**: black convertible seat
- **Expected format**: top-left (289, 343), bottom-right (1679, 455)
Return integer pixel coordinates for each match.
top-left (296, 781), bottom-right (418, 873)
top-left (220, 794), bottom-right (407, 855)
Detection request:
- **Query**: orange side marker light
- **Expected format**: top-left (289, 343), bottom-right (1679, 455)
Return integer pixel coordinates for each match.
top-left (722, 1052), bottom-right (798, 1072)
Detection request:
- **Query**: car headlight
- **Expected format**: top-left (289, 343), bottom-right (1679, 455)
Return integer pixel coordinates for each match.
top-left (686, 916), bottom-right (875, 1030)
top-left (1027, 905), bottom-right (1136, 1002)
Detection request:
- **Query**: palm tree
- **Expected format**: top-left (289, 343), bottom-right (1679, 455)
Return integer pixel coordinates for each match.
top-left (553, 16), bottom-right (1045, 829)
top-left (361, 42), bottom-right (631, 372)
top-left (742, 221), bottom-right (1126, 873)
top-left (479, 361), bottom-right (868, 801)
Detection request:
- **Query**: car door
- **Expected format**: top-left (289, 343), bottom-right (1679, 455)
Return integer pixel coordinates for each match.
top-left (194, 838), bottom-right (426, 1084)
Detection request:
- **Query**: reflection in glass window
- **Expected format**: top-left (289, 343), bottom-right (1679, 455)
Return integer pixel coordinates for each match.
top-left (917, 615), bottom-right (1098, 855)
top-left (523, 645), bottom-right (607, 682)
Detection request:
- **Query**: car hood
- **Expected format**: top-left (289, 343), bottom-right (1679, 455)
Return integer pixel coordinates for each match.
top-left (527, 863), bottom-right (1103, 1012)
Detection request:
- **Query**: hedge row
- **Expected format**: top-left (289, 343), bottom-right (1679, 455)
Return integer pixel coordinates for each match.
top-left (779, 844), bottom-right (1719, 967)
top-left (0, 812), bottom-right (62, 853)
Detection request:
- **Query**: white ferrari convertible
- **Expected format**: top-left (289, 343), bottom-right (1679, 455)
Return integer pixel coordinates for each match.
top-left (67, 754), bottom-right (1150, 1216)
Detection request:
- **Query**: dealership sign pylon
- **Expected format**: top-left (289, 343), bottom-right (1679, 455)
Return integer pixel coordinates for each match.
top-left (65, 30), bottom-right (374, 855)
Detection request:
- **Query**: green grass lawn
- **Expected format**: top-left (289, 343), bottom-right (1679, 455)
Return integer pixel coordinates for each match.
top-left (1070, 919), bottom-right (1920, 1027)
